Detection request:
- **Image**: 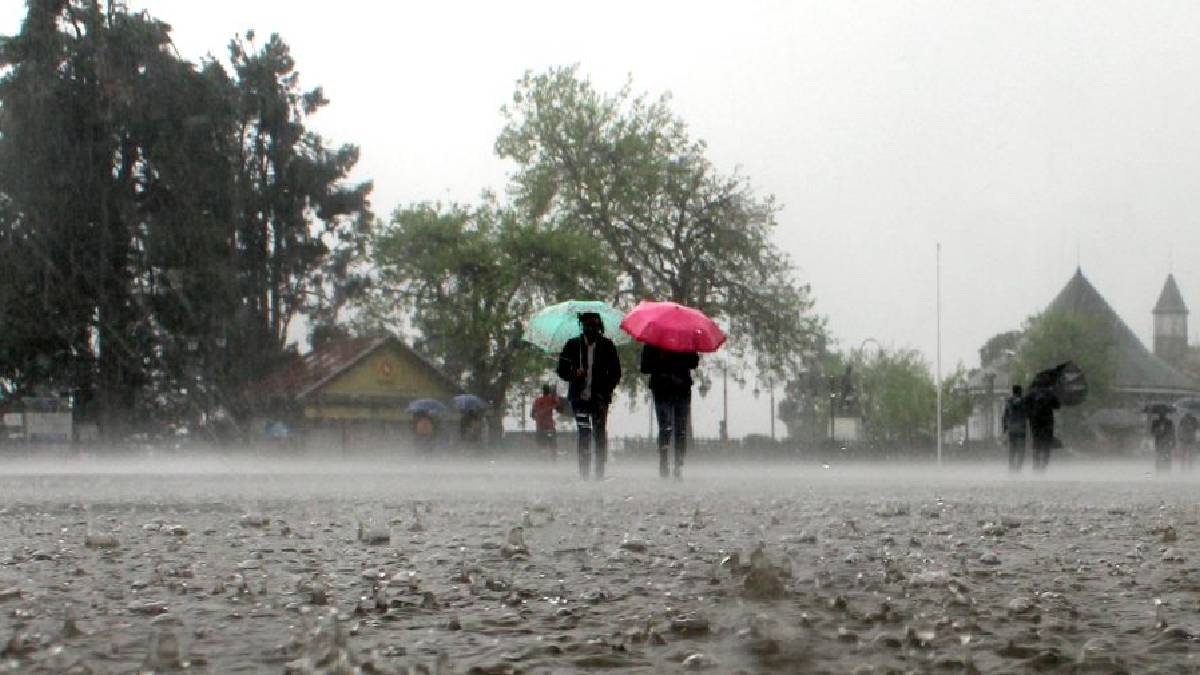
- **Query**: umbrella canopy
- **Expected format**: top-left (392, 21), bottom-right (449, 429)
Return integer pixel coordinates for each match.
top-left (619, 301), bottom-right (726, 353)
top-left (1144, 402), bottom-right (1175, 415)
top-left (1030, 361), bottom-right (1088, 407)
top-left (1173, 397), bottom-right (1200, 413)
top-left (406, 398), bottom-right (447, 416)
top-left (453, 394), bottom-right (488, 413)
top-left (523, 300), bottom-right (631, 353)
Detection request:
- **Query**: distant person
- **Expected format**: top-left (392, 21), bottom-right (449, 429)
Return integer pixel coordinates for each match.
top-left (1150, 409), bottom-right (1175, 472)
top-left (640, 344), bottom-right (699, 479)
top-left (1002, 384), bottom-right (1028, 471)
top-left (460, 410), bottom-right (484, 452)
top-left (1025, 377), bottom-right (1060, 471)
top-left (557, 312), bottom-right (622, 480)
top-left (412, 412), bottom-right (437, 455)
top-left (531, 384), bottom-right (562, 458)
top-left (1178, 412), bottom-right (1197, 470)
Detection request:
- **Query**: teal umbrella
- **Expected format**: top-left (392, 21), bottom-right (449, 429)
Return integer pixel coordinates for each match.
top-left (523, 300), bottom-right (631, 353)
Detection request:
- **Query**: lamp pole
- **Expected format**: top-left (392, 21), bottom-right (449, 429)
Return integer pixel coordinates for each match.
top-left (936, 242), bottom-right (943, 466)
top-left (769, 383), bottom-right (776, 441)
top-left (829, 375), bottom-right (837, 441)
top-left (722, 362), bottom-right (729, 442)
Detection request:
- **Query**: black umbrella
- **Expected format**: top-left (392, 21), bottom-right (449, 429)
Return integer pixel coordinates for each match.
top-left (1143, 402), bottom-right (1175, 415)
top-left (1031, 361), bottom-right (1088, 407)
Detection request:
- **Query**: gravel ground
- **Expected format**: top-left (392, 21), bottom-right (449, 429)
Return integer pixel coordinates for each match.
top-left (0, 455), bottom-right (1196, 674)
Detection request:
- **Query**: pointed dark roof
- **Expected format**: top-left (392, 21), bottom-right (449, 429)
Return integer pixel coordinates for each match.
top-left (1044, 269), bottom-right (1199, 395)
top-left (1153, 273), bottom-right (1188, 314)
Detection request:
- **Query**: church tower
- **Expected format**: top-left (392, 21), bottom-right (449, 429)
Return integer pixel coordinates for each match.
top-left (1153, 273), bottom-right (1188, 368)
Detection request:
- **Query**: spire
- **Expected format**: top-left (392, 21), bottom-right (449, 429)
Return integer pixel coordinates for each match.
top-left (1154, 273), bottom-right (1188, 315)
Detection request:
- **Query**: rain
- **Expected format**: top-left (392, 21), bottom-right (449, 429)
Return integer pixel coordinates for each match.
top-left (3, 2), bottom-right (1200, 673)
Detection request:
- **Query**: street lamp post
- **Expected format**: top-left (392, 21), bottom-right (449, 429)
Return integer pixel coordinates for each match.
top-left (984, 372), bottom-right (997, 444)
top-left (936, 242), bottom-right (943, 466)
top-left (769, 384), bottom-right (776, 441)
top-left (721, 362), bottom-right (729, 442)
top-left (828, 375), bottom-right (838, 442)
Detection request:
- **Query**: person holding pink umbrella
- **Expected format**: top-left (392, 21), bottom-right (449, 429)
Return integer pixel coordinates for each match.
top-left (640, 344), bottom-right (699, 479)
top-left (622, 301), bottom-right (726, 480)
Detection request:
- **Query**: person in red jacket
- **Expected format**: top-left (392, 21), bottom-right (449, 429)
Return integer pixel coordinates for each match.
top-left (530, 384), bottom-right (562, 458)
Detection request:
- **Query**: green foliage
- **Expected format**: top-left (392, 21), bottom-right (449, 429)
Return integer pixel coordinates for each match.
top-left (939, 363), bottom-right (972, 431)
top-left (1011, 310), bottom-right (1116, 440)
top-left (855, 348), bottom-right (937, 447)
top-left (776, 347), bottom-right (842, 442)
top-left (979, 330), bottom-right (1021, 366)
top-left (362, 199), bottom-right (612, 417)
top-left (496, 66), bottom-right (821, 381)
top-left (0, 4), bottom-right (369, 435)
top-left (1012, 310), bottom-right (1115, 408)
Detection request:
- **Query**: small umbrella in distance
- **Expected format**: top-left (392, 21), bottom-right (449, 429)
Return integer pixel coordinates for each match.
top-left (1143, 402), bottom-right (1175, 416)
top-left (406, 399), bottom-right (447, 416)
top-left (453, 394), bottom-right (488, 413)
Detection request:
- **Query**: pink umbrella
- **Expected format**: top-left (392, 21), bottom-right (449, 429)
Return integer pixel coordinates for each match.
top-left (619, 301), bottom-right (727, 353)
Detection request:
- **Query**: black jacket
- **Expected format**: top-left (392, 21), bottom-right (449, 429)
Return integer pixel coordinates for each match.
top-left (1002, 395), bottom-right (1027, 435)
top-left (640, 344), bottom-right (699, 399)
top-left (1025, 389), bottom-right (1059, 439)
top-left (556, 335), bottom-right (622, 405)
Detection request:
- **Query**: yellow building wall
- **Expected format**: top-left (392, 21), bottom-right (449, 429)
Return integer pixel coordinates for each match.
top-left (304, 345), bottom-right (461, 422)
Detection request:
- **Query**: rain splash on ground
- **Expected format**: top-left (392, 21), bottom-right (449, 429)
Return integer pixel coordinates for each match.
top-left (0, 453), bottom-right (1197, 674)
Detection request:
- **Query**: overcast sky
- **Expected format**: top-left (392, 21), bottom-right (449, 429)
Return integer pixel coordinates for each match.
top-left (5, 1), bottom-right (1200, 438)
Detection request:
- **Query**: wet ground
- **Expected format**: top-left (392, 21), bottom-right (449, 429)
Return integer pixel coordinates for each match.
top-left (0, 454), bottom-right (1197, 674)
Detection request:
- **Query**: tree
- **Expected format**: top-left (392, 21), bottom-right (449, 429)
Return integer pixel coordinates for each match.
top-left (939, 363), bottom-right (972, 432)
top-left (495, 66), bottom-right (820, 380)
top-left (1012, 310), bottom-right (1115, 406)
top-left (1012, 310), bottom-right (1116, 440)
top-left (225, 30), bottom-right (373, 384)
top-left (979, 330), bottom-right (1021, 366)
top-left (0, 4), bottom-right (371, 436)
top-left (362, 198), bottom-right (612, 425)
top-left (0, 0), bottom-right (209, 431)
top-left (855, 347), bottom-right (937, 448)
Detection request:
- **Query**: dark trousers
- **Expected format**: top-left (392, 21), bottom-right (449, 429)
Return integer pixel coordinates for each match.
top-left (1156, 443), bottom-right (1174, 472)
top-left (571, 399), bottom-right (608, 478)
top-left (535, 427), bottom-right (557, 454)
top-left (1031, 432), bottom-right (1053, 470)
top-left (654, 394), bottom-right (691, 476)
top-left (1008, 433), bottom-right (1026, 471)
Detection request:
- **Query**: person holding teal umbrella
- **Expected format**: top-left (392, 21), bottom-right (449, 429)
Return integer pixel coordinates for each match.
top-left (556, 312), bottom-right (622, 480)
